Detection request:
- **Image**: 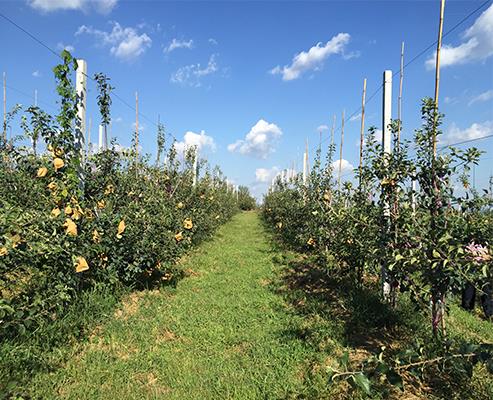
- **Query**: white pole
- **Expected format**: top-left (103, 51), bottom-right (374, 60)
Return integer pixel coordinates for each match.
top-left (192, 146), bottom-right (198, 187)
top-left (382, 69), bottom-right (393, 301)
top-left (411, 180), bottom-right (417, 213)
top-left (75, 59), bottom-right (87, 160)
top-left (34, 89), bottom-right (38, 107)
top-left (382, 70), bottom-right (392, 155)
top-left (98, 124), bottom-right (103, 152)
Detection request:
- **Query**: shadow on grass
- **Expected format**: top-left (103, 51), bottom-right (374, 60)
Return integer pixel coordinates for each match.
top-left (268, 250), bottom-right (493, 400)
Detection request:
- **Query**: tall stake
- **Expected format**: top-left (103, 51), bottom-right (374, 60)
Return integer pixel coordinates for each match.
top-left (397, 42), bottom-right (405, 145)
top-left (382, 70), bottom-right (393, 302)
top-left (330, 114), bottom-right (336, 149)
top-left (359, 79), bottom-right (367, 186)
top-left (87, 117), bottom-right (92, 157)
top-left (135, 91), bottom-right (139, 168)
top-left (433, 0), bottom-right (445, 156)
top-left (75, 59), bottom-right (87, 160)
top-left (3, 72), bottom-right (6, 142)
top-left (338, 109), bottom-right (345, 191)
top-left (34, 89), bottom-right (38, 107)
top-left (303, 139), bottom-right (308, 186)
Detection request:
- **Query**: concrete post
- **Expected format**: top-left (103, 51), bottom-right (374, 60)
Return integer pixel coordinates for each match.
top-left (75, 60), bottom-right (87, 160)
top-left (382, 70), bottom-right (393, 301)
top-left (98, 124), bottom-right (103, 152)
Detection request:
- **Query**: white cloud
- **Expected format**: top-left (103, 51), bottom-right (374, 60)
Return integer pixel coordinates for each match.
top-left (270, 33), bottom-right (351, 81)
top-left (208, 38), bottom-right (218, 45)
top-left (317, 124), bottom-right (329, 132)
top-left (228, 119), bottom-right (282, 159)
top-left (331, 159), bottom-right (354, 175)
top-left (440, 120), bottom-right (493, 145)
top-left (164, 38), bottom-right (194, 53)
top-left (468, 90), bottom-right (493, 106)
top-left (32, 70), bottom-right (41, 78)
top-left (170, 55), bottom-right (218, 87)
top-left (173, 130), bottom-right (216, 155)
top-left (255, 167), bottom-right (279, 183)
top-left (57, 42), bottom-right (75, 53)
top-left (425, 4), bottom-right (493, 69)
top-left (76, 22), bottom-right (151, 61)
top-left (29, 0), bottom-right (117, 14)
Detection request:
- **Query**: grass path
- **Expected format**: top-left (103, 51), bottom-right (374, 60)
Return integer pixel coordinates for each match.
top-left (31, 212), bottom-right (328, 399)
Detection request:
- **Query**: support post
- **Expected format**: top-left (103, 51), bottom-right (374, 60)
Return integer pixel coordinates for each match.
top-left (98, 124), bottom-right (103, 152)
top-left (382, 69), bottom-right (393, 301)
top-left (359, 79), bottom-right (367, 186)
top-left (338, 110), bottom-right (345, 191)
top-left (135, 91), bottom-right (139, 165)
top-left (397, 42), bottom-right (404, 145)
top-left (3, 72), bottom-right (6, 142)
top-left (302, 140), bottom-right (308, 186)
top-left (433, 0), bottom-right (445, 156)
top-left (192, 146), bottom-right (198, 187)
top-left (75, 59), bottom-right (87, 160)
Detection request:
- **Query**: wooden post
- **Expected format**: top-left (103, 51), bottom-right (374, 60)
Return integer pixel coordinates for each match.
top-left (3, 72), bottom-right (6, 142)
top-left (338, 110), bottom-right (345, 190)
top-left (192, 146), bottom-right (198, 187)
top-left (75, 59), bottom-right (87, 159)
top-left (433, 0), bottom-right (446, 156)
top-left (330, 114), bottom-right (336, 149)
top-left (135, 91), bottom-right (139, 165)
top-left (359, 79), bottom-right (367, 186)
top-left (397, 42), bottom-right (404, 145)
top-left (303, 140), bottom-right (308, 186)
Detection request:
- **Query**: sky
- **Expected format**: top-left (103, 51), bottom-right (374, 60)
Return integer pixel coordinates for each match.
top-left (1, 0), bottom-right (492, 198)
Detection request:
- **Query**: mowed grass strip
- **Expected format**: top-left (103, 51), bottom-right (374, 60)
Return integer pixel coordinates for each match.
top-left (31, 212), bottom-right (328, 399)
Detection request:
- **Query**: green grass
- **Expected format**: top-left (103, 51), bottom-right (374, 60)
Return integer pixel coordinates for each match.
top-left (7, 211), bottom-right (493, 399)
top-left (28, 212), bottom-right (335, 399)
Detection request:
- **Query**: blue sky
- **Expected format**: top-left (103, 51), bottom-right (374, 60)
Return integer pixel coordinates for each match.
top-left (1, 0), bottom-right (492, 198)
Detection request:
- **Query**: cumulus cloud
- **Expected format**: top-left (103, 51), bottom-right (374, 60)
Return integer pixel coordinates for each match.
top-left (209, 38), bottom-right (218, 45)
top-left (170, 55), bottom-right (218, 87)
top-left (76, 21), bottom-right (151, 61)
top-left (468, 90), bottom-right (493, 106)
top-left (228, 119), bottom-right (282, 159)
top-left (332, 159), bottom-right (354, 176)
top-left (425, 4), bottom-right (493, 69)
top-left (173, 130), bottom-right (216, 155)
top-left (317, 124), bottom-right (329, 132)
top-left (32, 70), bottom-right (41, 78)
top-left (164, 38), bottom-right (194, 53)
top-left (29, 0), bottom-right (117, 14)
top-left (270, 33), bottom-right (351, 81)
top-left (440, 121), bottom-right (493, 145)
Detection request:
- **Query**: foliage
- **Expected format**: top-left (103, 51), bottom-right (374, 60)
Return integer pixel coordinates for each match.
top-left (0, 51), bottom-right (238, 345)
top-left (262, 97), bottom-right (492, 395)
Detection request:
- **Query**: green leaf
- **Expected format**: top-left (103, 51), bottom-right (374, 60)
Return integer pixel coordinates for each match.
top-left (353, 372), bottom-right (371, 395)
top-left (386, 369), bottom-right (404, 390)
